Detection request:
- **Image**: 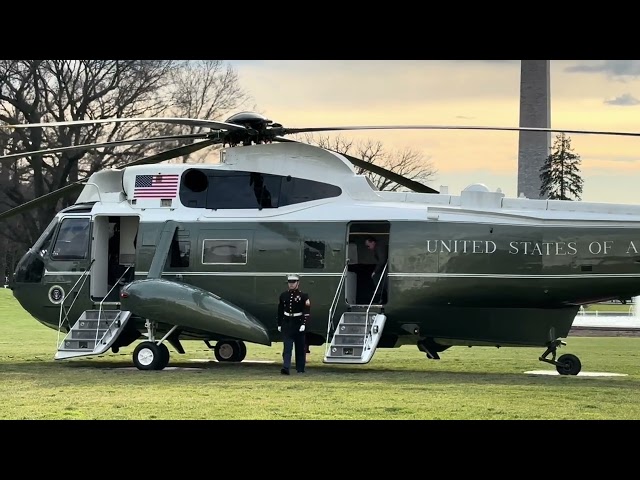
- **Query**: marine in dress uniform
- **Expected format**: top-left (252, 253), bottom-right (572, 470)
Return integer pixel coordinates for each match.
top-left (277, 274), bottom-right (311, 375)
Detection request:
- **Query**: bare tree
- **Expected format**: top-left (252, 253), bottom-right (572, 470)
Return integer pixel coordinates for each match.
top-left (166, 60), bottom-right (252, 163)
top-left (0, 60), bottom-right (249, 249)
top-left (298, 133), bottom-right (437, 191)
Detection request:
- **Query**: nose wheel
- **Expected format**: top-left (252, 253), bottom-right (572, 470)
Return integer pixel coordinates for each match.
top-left (539, 339), bottom-right (582, 375)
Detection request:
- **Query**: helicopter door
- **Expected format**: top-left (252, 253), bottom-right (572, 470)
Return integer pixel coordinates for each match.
top-left (345, 221), bottom-right (390, 306)
top-left (90, 215), bottom-right (139, 302)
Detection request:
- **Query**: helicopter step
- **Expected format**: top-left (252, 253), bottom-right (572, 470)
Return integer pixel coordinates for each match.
top-left (323, 311), bottom-right (386, 364)
top-left (55, 309), bottom-right (132, 360)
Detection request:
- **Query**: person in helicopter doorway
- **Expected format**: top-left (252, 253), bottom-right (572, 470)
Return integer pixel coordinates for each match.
top-left (365, 235), bottom-right (388, 303)
top-left (277, 274), bottom-right (311, 375)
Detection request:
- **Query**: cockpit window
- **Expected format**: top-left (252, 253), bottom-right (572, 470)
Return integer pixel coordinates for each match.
top-left (51, 217), bottom-right (91, 261)
top-left (33, 217), bottom-right (59, 258)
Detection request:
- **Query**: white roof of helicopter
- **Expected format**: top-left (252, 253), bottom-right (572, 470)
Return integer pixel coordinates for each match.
top-left (72, 141), bottom-right (640, 226)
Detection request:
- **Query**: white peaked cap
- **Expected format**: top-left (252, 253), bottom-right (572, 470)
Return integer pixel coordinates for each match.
top-left (287, 274), bottom-right (300, 281)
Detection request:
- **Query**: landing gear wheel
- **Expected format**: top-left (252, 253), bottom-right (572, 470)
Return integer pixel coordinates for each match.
top-left (133, 341), bottom-right (167, 371)
top-left (157, 343), bottom-right (170, 370)
top-left (556, 353), bottom-right (581, 376)
top-left (236, 341), bottom-right (247, 362)
top-left (215, 340), bottom-right (240, 362)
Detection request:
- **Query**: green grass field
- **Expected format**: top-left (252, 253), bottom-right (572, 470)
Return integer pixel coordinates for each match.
top-left (584, 303), bottom-right (635, 313)
top-left (1, 288), bottom-right (639, 419)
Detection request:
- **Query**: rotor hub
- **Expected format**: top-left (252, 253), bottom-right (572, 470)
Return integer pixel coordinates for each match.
top-left (223, 111), bottom-right (284, 146)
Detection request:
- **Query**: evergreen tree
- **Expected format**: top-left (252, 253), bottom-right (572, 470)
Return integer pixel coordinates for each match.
top-left (539, 133), bottom-right (584, 200)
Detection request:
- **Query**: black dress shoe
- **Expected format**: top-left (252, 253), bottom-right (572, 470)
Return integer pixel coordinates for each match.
top-left (297, 370), bottom-right (305, 373)
top-left (280, 368), bottom-right (290, 375)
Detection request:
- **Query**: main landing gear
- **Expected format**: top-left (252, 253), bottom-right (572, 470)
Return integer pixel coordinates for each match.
top-left (205, 340), bottom-right (247, 362)
top-left (417, 338), bottom-right (450, 360)
top-left (132, 320), bottom-right (177, 371)
top-left (539, 339), bottom-right (582, 376)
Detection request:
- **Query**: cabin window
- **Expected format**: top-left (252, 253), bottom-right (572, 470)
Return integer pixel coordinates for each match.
top-left (206, 172), bottom-right (281, 210)
top-left (202, 239), bottom-right (248, 265)
top-left (182, 169), bottom-right (341, 209)
top-left (279, 177), bottom-right (342, 206)
top-left (304, 240), bottom-right (325, 269)
top-left (180, 168), bottom-right (209, 208)
top-left (51, 217), bottom-right (91, 261)
top-left (170, 238), bottom-right (191, 268)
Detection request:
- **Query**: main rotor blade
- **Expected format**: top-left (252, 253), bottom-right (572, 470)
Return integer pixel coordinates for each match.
top-left (0, 181), bottom-right (85, 222)
top-left (283, 125), bottom-right (640, 138)
top-left (273, 136), bottom-right (438, 194)
top-left (123, 138), bottom-right (219, 167)
top-left (0, 133), bottom-right (210, 164)
top-left (340, 152), bottom-right (439, 194)
top-left (1, 117), bottom-right (248, 132)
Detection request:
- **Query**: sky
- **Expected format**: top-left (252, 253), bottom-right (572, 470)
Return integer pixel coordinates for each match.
top-left (226, 60), bottom-right (640, 205)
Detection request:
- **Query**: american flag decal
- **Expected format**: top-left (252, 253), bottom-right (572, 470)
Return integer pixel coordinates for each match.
top-left (134, 174), bottom-right (179, 199)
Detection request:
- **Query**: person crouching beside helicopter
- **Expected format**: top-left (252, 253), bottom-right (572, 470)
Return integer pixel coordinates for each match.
top-left (277, 274), bottom-right (311, 375)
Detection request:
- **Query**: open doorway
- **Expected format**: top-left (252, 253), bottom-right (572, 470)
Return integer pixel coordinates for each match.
top-left (345, 221), bottom-right (390, 306)
top-left (91, 215), bottom-right (139, 302)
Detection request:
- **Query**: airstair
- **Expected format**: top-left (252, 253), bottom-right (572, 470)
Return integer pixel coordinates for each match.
top-left (323, 261), bottom-right (388, 364)
top-left (54, 262), bottom-right (133, 360)
top-left (324, 310), bottom-right (386, 364)
top-left (55, 309), bottom-right (132, 360)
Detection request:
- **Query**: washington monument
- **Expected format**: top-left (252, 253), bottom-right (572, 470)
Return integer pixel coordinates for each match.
top-left (517, 60), bottom-right (551, 199)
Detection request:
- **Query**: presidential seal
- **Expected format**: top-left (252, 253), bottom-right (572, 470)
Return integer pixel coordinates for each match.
top-left (48, 285), bottom-right (65, 304)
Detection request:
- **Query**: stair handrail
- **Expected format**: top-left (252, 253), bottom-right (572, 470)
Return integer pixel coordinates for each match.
top-left (57, 259), bottom-right (95, 349)
top-left (364, 262), bottom-right (388, 351)
top-left (325, 261), bottom-right (350, 353)
top-left (95, 266), bottom-right (132, 347)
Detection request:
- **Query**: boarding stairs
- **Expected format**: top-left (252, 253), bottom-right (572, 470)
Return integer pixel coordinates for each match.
top-left (55, 263), bottom-right (133, 360)
top-left (323, 261), bottom-right (388, 364)
top-left (55, 309), bottom-right (132, 360)
top-left (324, 310), bottom-right (386, 364)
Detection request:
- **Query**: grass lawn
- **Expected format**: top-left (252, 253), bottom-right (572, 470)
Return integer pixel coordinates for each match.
top-left (1, 288), bottom-right (639, 419)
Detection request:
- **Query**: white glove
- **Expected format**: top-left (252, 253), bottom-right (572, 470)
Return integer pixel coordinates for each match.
top-left (299, 325), bottom-right (305, 332)
top-left (277, 326), bottom-right (281, 332)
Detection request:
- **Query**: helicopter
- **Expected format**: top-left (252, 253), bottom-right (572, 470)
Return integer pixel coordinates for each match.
top-left (3, 110), bottom-right (640, 375)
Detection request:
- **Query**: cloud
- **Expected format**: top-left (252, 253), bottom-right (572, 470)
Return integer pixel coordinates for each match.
top-left (228, 60), bottom-right (522, 120)
top-left (565, 60), bottom-right (640, 78)
top-left (604, 93), bottom-right (640, 106)
top-left (222, 60), bottom-right (640, 205)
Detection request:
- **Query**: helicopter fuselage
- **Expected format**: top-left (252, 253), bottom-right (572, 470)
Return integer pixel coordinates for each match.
top-left (10, 142), bottom-right (640, 352)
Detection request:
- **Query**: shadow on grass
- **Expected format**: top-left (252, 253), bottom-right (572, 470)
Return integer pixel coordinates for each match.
top-left (2, 354), bottom-right (636, 391)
